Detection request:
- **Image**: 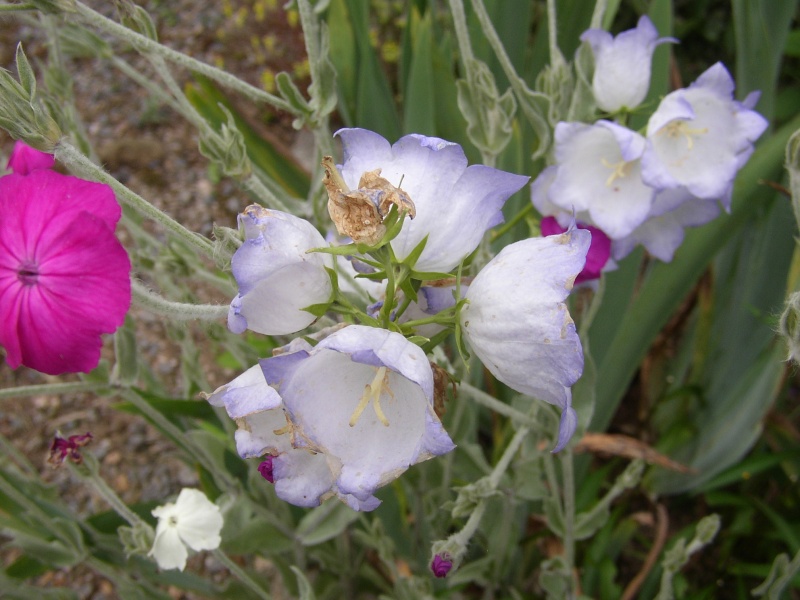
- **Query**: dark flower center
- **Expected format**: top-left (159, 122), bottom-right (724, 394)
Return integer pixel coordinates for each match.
top-left (17, 261), bottom-right (39, 286)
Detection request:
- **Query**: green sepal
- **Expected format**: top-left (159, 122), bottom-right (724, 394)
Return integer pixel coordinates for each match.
top-left (14, 44), bottom-right (35, 102)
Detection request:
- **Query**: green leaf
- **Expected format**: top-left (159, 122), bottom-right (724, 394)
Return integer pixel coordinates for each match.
top-left (344, 0), bottom-right (401, 139)
top-left (296, 499), bottom-right (359, 546)
top-left (733, 0), bottom-right (798, 121)
top-left (291, 566), bottom-right (318, 600)
top-left (402, 7), bottom-right (435, 134)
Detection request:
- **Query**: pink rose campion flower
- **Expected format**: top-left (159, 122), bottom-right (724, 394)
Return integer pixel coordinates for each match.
top-left (6, 141), bottom-right (55, 175)
top-left (0, 169), bottom-right (131, 374)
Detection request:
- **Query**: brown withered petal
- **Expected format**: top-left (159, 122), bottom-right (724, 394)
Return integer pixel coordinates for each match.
top-left (431, 362), bottom-right (456, 419)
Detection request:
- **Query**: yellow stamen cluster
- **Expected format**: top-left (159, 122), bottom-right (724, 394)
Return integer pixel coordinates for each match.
top-left (601, 158), bottom-right (633, 187)
top-left (349, 366), bottom-right (393, 427)
top-left (660, 121), bottom-right (709, 150)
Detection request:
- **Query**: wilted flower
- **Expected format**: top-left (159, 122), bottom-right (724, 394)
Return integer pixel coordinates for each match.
top-left (460, 226), bottom-right (590, 451)
top-left (334, 128), bottom-right (528, 272)
top-left (227, 205), bottom-right (333, 336)
top-left (47, 431), bottom-right (92, 467)
top-left (641, 62), bottom-right (768, 202)
top-left (431, 553), bottom-right (453, 578)
top-left (260, 325), bottom-right (455, 510)
top-left (6, 140), bottom-right (55, 175)
top-left (149, 488), bottom-right (223, 571)
top-left (581, 15), bottom-right (676, 113)
top-left (0, 169), bottom-right (131, 374)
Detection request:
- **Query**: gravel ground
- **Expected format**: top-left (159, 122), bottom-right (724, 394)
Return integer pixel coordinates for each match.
top-left (0, 1), bottom-right (310, 596)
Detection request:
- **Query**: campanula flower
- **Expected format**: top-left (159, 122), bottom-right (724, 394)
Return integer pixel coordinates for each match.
top-left (334, 128), bottom-right (528, 272)
top-left (460, 226), bottom-right (590, 451)
top-left (6, 141), bottom-right (55, 175)
top-left (205, 364), bottom-right (342, 509)
top-left (227, 205), bottom-right (333, 336)
top-left (149, 488), bottom-right (223, 571)
top-left (260, 325), bottom-right (455, 510)
top-left (548, 121), bottom-right (656, 239)
top-left (581, 16), bottom-right (676, 113)
top-left (641, 62), bottom-right (768, 202)
top-left (0, 170), bottom-right (131, 374)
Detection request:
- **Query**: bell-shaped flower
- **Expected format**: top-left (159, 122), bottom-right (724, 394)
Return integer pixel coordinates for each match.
top-left (581, 16), bottom-right (677, 113)
top-left (641, 62), bottom-right (768, 202)
top-left (335, 128), bottom-right (528, 272)
top-left (205, 365), bottom-right (350, 508)
top-left (228, 205), bottom-right (333, 336)
top-left (149, 488), bottom-right (223, 571)
top-left (611, 187), bottom-right (721, 262)
top-left (260, 325), bottom-right (455, 510)
top-left (0, 170), bottom-right (131, 374)
top-left (6, 141), bottom-right (55, 175)
top-left (459, 227), bottom-right (590, 451)
top-left (548, 121), bottom-right (656, 239)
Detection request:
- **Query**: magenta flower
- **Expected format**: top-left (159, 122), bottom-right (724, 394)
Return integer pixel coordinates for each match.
top-left (430, 554), bottom-right (453, 578)
top-left (0, 170), bottom-right (131, 374)
top-left (540, 217), bottom-right (610, 284)
top-left (6, 141), bottom-right (55, 175)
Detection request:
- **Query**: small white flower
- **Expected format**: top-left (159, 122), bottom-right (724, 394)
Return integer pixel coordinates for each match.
top-left (581, 16), bottom-right (676, 113)
top-left (149, 488), bottom-right (223, 571)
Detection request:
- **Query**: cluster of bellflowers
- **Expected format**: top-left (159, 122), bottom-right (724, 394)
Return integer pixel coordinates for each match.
top-left (533, 16), bottom-right (768, 282)
top-left (207, 128), bottom-right (591, 512)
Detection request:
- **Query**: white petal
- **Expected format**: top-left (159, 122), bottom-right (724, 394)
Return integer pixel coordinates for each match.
top-left (205, 365), bottom-right (281, 419)
top-left (149, 527), bottom-right (188, 571)
top-left (173, 489), bottom-right (223, 552)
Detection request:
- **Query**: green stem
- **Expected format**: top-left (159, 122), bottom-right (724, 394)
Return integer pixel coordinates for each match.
top-left (489, 425), bottom-right (529, 488)
top-left (491, 203), bottom-right (534, 241)
top-left (0, 380), bottom-right (107, 400)
top-left (460, 382), bottom-right (550, 435)
top-left (546, 0), bottom-right (561, 65)
top-left (119, 388), bottom-right (237, 491)
top-left (470, 0), bottom-right (525, 94)
top-left (131, 280), bottom-right (228, 321)
top-left (55, 140), bottom-right (215, 258)
top-left (72, 455), bottom-right (145, 528)
top-left (212, 549), bottom-right (272, 600)
top-left (0, 3), bottom-right (36, 11)
top-left (72, 0), bottom-right (297, 115)
top-left (590, 0), bottom-right (608, 29)
top-left (449, 0), bottom-right (498, 167)
top-left (560, 449), bottom-right (576, 591)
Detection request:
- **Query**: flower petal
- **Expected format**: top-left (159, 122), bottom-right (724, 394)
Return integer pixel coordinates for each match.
top-left (461, 228), bottom-right (590, 410)
top-left (149, 527), bottom-right (188, 571)
top-left (172, 489), bottom-right (223, 552)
